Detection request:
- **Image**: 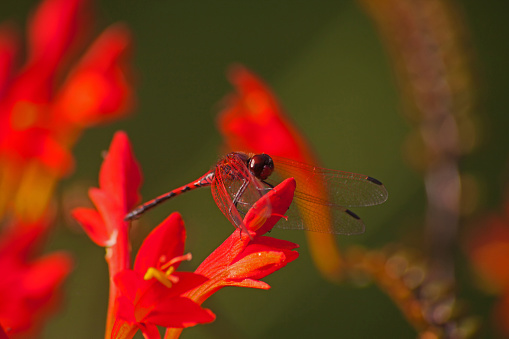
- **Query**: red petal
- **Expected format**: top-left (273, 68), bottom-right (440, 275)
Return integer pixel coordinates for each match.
top-left (37, 136), bottom-right (74, 175)
top-left (145, 297), bottom-right (215, 328)
top-left (53, 24), bottom-right (133, 126)
top-left (99, 131), bottom-right (142, 213)
top-left (164, 272), bottom-right (209, 297)
top-left (72, 207), bottom-right (110, 246)
top-left (223, 278), bottom-right (270, 290)
top-left (114, 270), bottom-right (212, 329)
top-left (251, 236), bottom-right (300, 251)
top-left (21, 252), bottom-right (73, 297)
top-left (244, 177), bottom-right (296, 236)
top-left (27, 0), bottom-right (86, 69)
top-left (0, 218), bottom-right (72, 335)
top-left (133, 213), bottom-right (186, 275)
top-left (194, 229), bottom-right (251, 279)
top-left (115, 295), bottom-right (137, 323)
top-left (217, 65), bottom-right (313, 161)
top-left (227, 250), bottom-right (286, 280)
top-left (114, 270), bottom-right (143, 304)
top-left (228, 238), bottom-right (299, 282)
top-left (88, 188), bottom-right (120, 234)
top-left (139, 324), bottom-right (160, 339)
top-left (0, 219), bottom-right (47, 259)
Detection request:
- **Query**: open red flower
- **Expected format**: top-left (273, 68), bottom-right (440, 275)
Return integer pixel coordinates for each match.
top-left (112, 213), bottom-right (215, 339)
top-left (0, 0), bottom-right (133, 221)
top-left (216, 65), bottom-right (344, 282)
top-left (165, 178), bottom-right (299, 339)
top-left (0, 217), bottom-right (72, 337)
top-left (190, 177), bottom-right (299, 301)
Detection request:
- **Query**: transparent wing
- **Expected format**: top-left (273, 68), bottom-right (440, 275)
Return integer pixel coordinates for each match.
top-left (269, 156), bottom-right (388, 208)
top-left (274, 196), bottom-right (365, 235)
top-left (211, 153), bottom-right (270, 232)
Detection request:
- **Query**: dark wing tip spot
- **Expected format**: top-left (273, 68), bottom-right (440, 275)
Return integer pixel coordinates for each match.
top-left (346, 209), bottom-right (361, 220)
top-left (367, 176), bottom-right (383, 186)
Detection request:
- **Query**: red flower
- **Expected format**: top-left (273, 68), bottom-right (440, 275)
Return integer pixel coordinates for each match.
top-left (74, 131), bottom-right (300, 339)
top-left (112, 213), bottom-right (215, 339)
top-left (216, 65), bottom-right (344, 282)
top-left (0, 0), bottom-right (133, 221)
top-left (165, 178), bottom-right (299, 339)
top-left (0, 217), bottom-right (72, 337)
top-left (72, 131), bottom-right (141, 248)
top-left (72, 131), bottom-right (141, 338)
top-left (190, 178), bottom-right (299, 302)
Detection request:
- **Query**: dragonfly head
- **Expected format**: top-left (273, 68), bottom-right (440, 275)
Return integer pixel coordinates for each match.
top-left (248, 154), bottom-right (274, 181)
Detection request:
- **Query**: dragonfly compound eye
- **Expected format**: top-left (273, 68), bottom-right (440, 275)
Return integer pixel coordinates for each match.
top-left (249, 154), bottom-right (274, 180)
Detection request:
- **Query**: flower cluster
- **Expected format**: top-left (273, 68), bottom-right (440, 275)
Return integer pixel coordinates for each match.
top-left (73, 132), bottom-right (299, 339)
top-left (0, 0), bottom-right (133, 336)
top-left (0, 0), bottom-right (132, 221)
top-left (0, 217), bottom-right (72, 337)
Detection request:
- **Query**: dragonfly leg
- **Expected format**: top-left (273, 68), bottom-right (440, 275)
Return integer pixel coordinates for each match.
top-left (262, 180), bottom-right (274, 189)
top-left (229, 179), bottom-right (250, 216)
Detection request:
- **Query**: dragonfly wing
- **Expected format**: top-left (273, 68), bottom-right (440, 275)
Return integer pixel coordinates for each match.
top-left (274, 197), bottom-right (365, 235)
top-left (211, 174), bottom-right (244, 230)
top-left (270, 156), bottom-right (388, 208)
top-left (212, 153), bottom-right (271, 232)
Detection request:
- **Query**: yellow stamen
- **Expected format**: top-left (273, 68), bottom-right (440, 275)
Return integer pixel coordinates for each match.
top-left (144, 267), bottom-right (174, 288)
top-left (143, 253), bottom-right (193, 288)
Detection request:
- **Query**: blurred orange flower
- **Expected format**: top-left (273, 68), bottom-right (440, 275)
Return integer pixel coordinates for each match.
top-left (468, 202), bottom-right (509, 336)
top-left (0, 0), bottom-right (133, 221)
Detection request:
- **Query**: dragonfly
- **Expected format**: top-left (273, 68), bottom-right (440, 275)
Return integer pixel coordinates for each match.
top-left (124, 152), bottom-right (388, 235)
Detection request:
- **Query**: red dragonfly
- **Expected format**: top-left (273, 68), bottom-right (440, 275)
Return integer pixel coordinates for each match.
top-left (125, 152), bottom-right (388, 235)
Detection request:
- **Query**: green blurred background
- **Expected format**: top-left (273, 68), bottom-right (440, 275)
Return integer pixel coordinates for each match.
top-left (2, 1), bottom-right (509, 338)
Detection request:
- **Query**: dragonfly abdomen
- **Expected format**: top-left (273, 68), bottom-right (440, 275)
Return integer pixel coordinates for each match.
top-left (124, 171), bottom-right (215, 221)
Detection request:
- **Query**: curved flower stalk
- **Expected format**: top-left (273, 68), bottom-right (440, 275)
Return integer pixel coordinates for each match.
top-left (345, 245), bottom-right (478, 338)
top-left (0, 0), bottom-right (133, 221)
top-left (359, 0), bottom-right (476, 287)
top-left (217, 65), bottom-right (343, 282)
top-left (359, 0), bottom-right (479, 336)
top-left (73, 132), bottom-right (299, 339)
